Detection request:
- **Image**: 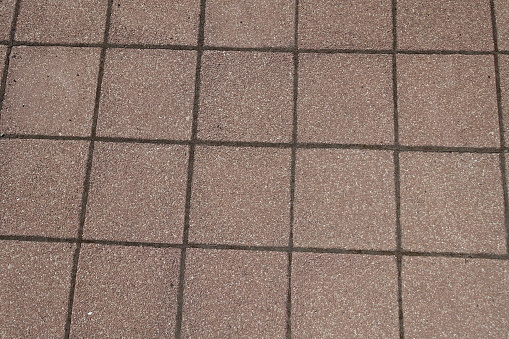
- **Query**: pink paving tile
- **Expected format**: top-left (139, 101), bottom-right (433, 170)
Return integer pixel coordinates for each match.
top-left (205, 0), bottom-right (294, 48)
top-left (0, 46), bottom-right (100, 136)
top-left (198, 51), bottom-right (293, 143)
top-left (294, 149), bottom-right (396, 250)
top-left (292, 253), bottom-right (399, 338)
top-left (298, 53), bottom-right (394, 144)
top-left (0, 139), bottom-right (88, 238)
top-left (15, 0), bottom-right (107, 43)
top-left (182, 249), bottom-right (287, 338)
top-left (397, 54), bottom-right (499, 147)
top-left (189, 146), bottom-right (291, 246)
top-left (0, 241), bottom-right (74, 338)
top-left (400, 152), bottom-right (506, 254)
top-left (397, 0), bottom-right (493, 50)
top-left (403, 257), bottom-right (509, 338)
top-left (496, 0), bottom-right (509, 50)
top-left (70, 244), bottom-right (180, 337)
top-left (0, 0), bottom-right (15, 41)
top-left (97, 49), bottom-right (196, 140)
top-left (109, 0), bottom-right (199, 45)
top-left (299, 0), bottom-right (392, 49)
top-left (84, 142), bottom-right (188, 243)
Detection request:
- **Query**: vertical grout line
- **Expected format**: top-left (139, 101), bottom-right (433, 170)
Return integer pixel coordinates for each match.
top-left (63, 0), bottom-right (114, 337)
top-left (174, 0), bottom-right (207, 337)
top-left (0, 0), bottom-right (23, 120)
top-left (490, 0), bottom-right (509, 254)
top-left (392, 0), bottom-right (404, 338)
top-left (286, 1), bottom-right (299, 338)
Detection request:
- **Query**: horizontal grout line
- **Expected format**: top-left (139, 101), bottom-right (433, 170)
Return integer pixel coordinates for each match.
top-left (1, 133), bottom-right (507, 154)
top-left (6, 40), bottom-right (509, 55)
top-left (1, 234), bottom-right (508, 260)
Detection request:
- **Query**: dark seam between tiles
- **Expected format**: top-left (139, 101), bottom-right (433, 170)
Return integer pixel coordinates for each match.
top-left (490, 0), bottom-right (509, 254)
top-left (286, 0), bottom-right (299, 338)
top-left (1, 133), bottom-right (506, 154)
top-left (392, 0), bottom-right (405, 338)
top-left (174, 0), bottom-right (207, 337)
top-left (10, 39), bottom-right (509, 55)
top-left (0, 0), bottom-right (22, 122)
top-left (63, 0), bottom-right (114, 337)
top-left (2, 234), bottom-right (509, 261)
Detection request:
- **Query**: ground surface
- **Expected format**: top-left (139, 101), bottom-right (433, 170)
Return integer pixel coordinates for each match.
top-left (1, 0), bottom-right (509, 338)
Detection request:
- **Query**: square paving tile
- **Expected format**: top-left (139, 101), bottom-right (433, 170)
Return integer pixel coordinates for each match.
top-left (298, 53), bottom-right (393, 144)
top-left (189, 146), bottom-right (291, 246)
top-left (400, 152), bottom-right (506, 253)
top-left (397, 0), bottom-right (493, 50)
top-left (204, 0), bottom-right (294, 48)
top-left (108, 0), bottom-right (199, 45)
top-left (294, 149), bottom-right (396, 250)
top-left (0, 139), bottom-right (88, 238)
top-left (397, 55), bottom-right (499, 147)
top-left (292, 253), bottom-right (399, 338)
top-left (97, 49), bottom-right (196, 140)
top-left (496, 0), bottom-right (509, 50)
top-left (84, 142), bottom-right (188, 243)
top-left (70, 244), bottom-right (180, 337)
top-left (198, 51), bottom-right (293, 143)
top-left (15, 0), bottom-right (107, 43)
top-left (0, 46), bottom-right (100, 136)
top-left (403, 257), bottom-right (509, 338)
top-left (298, 0), bottom-right (392, 49)
top-left (0, 0), bottom-right (15, 41)
top-left (182, 249), bottom-right (287, 338)
top-left (0, 241), bottom-right (74, 338)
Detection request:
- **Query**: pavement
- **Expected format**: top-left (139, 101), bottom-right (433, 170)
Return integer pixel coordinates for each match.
top-left (1, 0), bottom-right (509, 338)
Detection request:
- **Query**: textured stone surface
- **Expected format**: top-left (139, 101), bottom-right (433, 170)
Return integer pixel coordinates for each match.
top-left (1, 46), bottom-right (100, 136)
top-left (0, 139), bottom-right (88, 237)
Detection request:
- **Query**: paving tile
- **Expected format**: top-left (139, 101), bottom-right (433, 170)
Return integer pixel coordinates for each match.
top-left (403, 256), bottom-right (509, 338)
top-left (70, 244), bottom-right (180, 337)
top-left (0, 44), bottom-right (6, 65)
top-left (189, 146), bottom-right (291, 246)
top-left (294, 149), bottom-right (396, 250)
top-left (496, 0), bottom-right (509, 50)
top-left (298, 0), bottom-right (392, 49)
top-left (0, 241), bottom-right (75, 338)
top-left (0, 139), bottom-right (88, 237)
top-left (292, 253), bottom-right (399, 338)
top-left (298, 53), bottom-right (393, 144)
top-left (15, 0), bottom-right (107, 43)
top-left (400, 152), bottom-right (506, 253)
top-left (97, 49), bottom-right (196, 140)
top-left (182, 249), bottom-right (287, 338)
top-left (0, 46), bottom-right (100, 136)
top-left (198, 51), bottom-right (293, 142)
top-left (499, 55), bottom-right (509, 141)
top-left (397, 0), bottom-right (493, 50)
top-left (84, 142), bottom-right (188, 243)
top-left (398, 55), bottom-right (499, 147)
top-left (0, 0), bottom-right (15, 41)
top-left (109, 0), bottom-right (199, 45)
top-left (204, 0), bottom-right (294, 48)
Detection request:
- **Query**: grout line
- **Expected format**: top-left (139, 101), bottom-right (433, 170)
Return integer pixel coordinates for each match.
top-left (286, 1), bottom-right (299, 338)
top-left (391, 0), bottom-right (405, 337)
top-left (63, 0), bottom-right (114, 337)
top-left (2, 234), bottom-right (509, 260)
top-left (0, 0), bottom-right (23, 121)
top-left (490, 0), bottom-right (509, 254)
top-left (174, 0), bottom-right (207, 337)
top-left (10, 39), bottom-right (509, 55)
top-left (1, 133), bottom-right (506, 154)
